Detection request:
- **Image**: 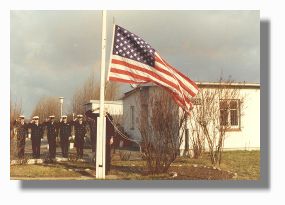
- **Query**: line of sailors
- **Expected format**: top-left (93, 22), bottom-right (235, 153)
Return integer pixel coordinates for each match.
top-left (13, 111), bottom-right (115, 173)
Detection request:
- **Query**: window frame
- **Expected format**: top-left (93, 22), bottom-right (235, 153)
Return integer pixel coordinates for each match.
top-left (130, 105), bottom-right (135, 130)
top-left (219, 99), bottom-right (241, 131)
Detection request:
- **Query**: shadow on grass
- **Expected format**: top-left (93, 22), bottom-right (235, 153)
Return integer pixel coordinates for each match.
top-left (111, 165), bottom-right (144, 175)
top-left (42, 161), bottom-right (96, 178)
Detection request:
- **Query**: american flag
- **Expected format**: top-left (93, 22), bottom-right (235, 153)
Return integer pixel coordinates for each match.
top-left (107, 25), bottom-right (199, 112)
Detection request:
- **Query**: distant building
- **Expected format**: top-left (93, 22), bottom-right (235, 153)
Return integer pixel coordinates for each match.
top-left (84, 100), bottom-right (123, 124)
top-left (121, 82), bottom-right (260, 154)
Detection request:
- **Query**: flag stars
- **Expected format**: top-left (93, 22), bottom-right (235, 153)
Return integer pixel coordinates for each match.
top-left (113, 26), bottom-right (155, 67)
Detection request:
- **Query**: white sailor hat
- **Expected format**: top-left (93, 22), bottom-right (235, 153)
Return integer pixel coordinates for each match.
top-left (33, 116), bottom-right (39, 120)
top-left (49, 115), bottom-right (55, 118)
top-left (61, 115), bottom-right (67, 118)
top-left (19, 115), bottom-right (25, 119)
top-left (77, 114), bottom-right (83, 118)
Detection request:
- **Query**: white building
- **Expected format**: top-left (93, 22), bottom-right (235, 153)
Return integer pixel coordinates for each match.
top-left (121, 82), bottom-right (260, 153)
top-left (84, 100), bottom-right (123, 124)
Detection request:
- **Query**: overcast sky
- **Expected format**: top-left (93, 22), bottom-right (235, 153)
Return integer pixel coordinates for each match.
top-left (10, 10), bottom-right (260, 116)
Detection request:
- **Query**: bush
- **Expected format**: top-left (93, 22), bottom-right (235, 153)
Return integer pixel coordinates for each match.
top-left (119, 151), bottom-right (131, 161)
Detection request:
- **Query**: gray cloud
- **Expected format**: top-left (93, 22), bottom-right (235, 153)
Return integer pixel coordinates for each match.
top-left (11, 10), bottom-right (259, 116)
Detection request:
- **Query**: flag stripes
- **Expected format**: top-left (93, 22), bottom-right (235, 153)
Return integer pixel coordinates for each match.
top-left (108, 54), bottom-right (197, 110)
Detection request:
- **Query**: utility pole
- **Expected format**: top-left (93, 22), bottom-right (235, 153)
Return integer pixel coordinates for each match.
top-left (59, 97), bottom-right (64, 117)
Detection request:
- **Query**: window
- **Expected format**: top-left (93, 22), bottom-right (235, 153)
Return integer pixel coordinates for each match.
top-left (219, 99), bottom-right (240, 129)
top-left (130, 106), bottom-right (135, 130)
top-left (191, 98), bottom-right (202, 105)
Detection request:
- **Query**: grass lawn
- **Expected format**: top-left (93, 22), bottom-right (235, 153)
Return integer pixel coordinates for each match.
top-left (174, 150), bottom-right (260, 180)
top-left (10, 161), bottom-right (96, 179)
top-left (10, 150), bottom-right (260, 180)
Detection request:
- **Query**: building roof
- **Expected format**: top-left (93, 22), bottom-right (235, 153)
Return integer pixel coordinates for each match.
top-left (84, 100), bottom-right (123, 106)
top-left (122, 82), bottom-right (260, 99)
top-left (196, 82), bottom-right (260, 89)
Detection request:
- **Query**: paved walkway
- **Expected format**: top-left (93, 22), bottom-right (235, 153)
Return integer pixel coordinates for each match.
top-left (11, 175), bottom-right (120, 180)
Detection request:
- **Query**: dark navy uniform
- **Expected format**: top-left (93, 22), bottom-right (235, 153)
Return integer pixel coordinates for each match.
top-left (27, 123), bottom-right (44, 159)
top-left (58, 121), bottom-right (71, 158)
top-left (13, 121), bottom-right (28, 159)
top-left (85, 110), bottom-right (115, 174)
top-left (42, 121), bottom-right (58, 159)
top-left (71, 120), bottom-right (87, 159)
top-left (105, 113), bottom-right (115, 173)
top-left (85, 111), bottom-right (97, 152)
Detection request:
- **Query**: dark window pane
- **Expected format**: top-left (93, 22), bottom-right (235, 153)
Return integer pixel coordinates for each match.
top-left (220, 101), bottom-right (228, 109)
top-left (192, 98), bottom-right (201, 105)
top-left (220, 110), bottom-right (228, 126)
top-left (230, 101), bottom-right (237, 109)
top-left (130, 106), bottom-right (135, 129)
top-left (230, 110), bottom-right (238, 125)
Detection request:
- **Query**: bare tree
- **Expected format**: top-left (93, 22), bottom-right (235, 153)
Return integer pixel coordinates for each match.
top-left (10, 99), bottom-right (23, 125)
top-left (138, 88), bottom-right (187, 174)
top-left (71, 74), bottom-right (120, 115)
top-left (31, 96), bottom-right (61, 122)
top-left (190, 79), bottom-right (245, 167)
top-left (188, 113), bottom-right (205, 158)
top-left (10, 99), bottom-right (23, 160)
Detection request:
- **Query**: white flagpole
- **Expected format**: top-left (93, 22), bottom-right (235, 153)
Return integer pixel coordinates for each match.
top-left (96, 10), bottom-right (107, 179)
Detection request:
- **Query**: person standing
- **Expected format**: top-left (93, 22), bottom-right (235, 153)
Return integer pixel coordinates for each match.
top-left (105, 112), bottom-right (115, 173)
top-left (13, 115), bottom-right (28, 159)
top-left (85, 109), bottom-right (114, 174)
top-left (85, 110), bottom-right (97, 155)
top-left (72, 114), bottom-right (87, 160)
top-left (27, 116), bottom-right (44, 159)
top-left (42, 115), bottom-right (58, 160)
top-left (58, 115), bottom-right (71, 158)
